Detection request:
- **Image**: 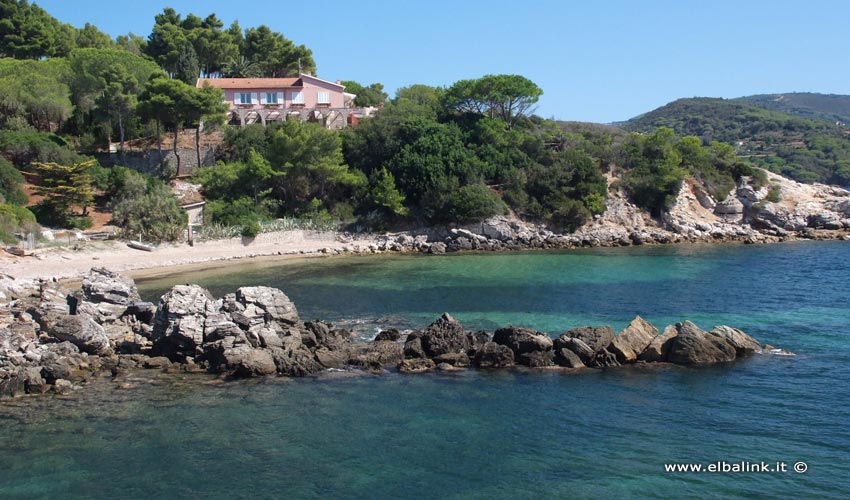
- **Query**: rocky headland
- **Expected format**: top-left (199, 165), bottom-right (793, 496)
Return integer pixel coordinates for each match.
top-left (0, 268), bottom-right (793, 399)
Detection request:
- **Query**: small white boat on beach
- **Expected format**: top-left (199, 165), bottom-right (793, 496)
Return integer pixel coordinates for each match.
top-left (127, 241), bottom-right (156, 252)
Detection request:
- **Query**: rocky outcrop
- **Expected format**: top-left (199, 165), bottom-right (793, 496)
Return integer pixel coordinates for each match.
top-left (416, 313), bottom-right (469, 358)
top-left (0, 269), bottom-right (793, 400)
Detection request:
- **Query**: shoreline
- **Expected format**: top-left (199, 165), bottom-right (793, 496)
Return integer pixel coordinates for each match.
top-left (2, 225), bottom-right (849, 288)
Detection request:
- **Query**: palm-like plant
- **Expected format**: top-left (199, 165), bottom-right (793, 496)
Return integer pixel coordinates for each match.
top-left (223, 56), bottom-right (260, 78)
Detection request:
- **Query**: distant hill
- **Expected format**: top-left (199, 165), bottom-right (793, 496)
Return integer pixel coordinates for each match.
top-left (621, 97), bottom-right (850, 185)
top-left (737, 92), bottom-right (850, 125)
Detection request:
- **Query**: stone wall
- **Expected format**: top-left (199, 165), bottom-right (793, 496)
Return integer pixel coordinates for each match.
top-left (96, 147), bottom-right (216, 177)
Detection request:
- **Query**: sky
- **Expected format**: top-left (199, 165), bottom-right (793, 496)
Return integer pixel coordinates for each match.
top-left (33, 0), bottom-right (850, 123)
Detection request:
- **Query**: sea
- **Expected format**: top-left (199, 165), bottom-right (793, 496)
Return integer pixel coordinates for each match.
top-left (1, 241), bottom-right (848, 499)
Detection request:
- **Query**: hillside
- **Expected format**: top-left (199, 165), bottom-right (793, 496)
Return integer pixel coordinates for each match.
top-left (738, 92), bottom-right (850, 125)
top-left (622, 98), bottom-right (850, 186)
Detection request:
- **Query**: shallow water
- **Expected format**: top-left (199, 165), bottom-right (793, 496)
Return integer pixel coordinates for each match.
top-left (2, 241), bottom-right (849, 499)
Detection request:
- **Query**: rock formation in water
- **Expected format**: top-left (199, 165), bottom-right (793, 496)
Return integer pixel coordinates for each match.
top-left (0, 268), bottom-right (794, 399)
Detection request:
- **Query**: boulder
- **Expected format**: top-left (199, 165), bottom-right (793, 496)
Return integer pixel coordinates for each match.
top-left (398, 358), bottom-right (436, 373)
top-left (49, 315), bottom-right (112, 356)
top-left (374, 328), bottom-right (401, 342)
top-left (80, 267), bottom-right (141, 305)
top-left (708, 326), bottom-right (762, 356)
top-left (235, 348), bottom-right (277, 377)
top-left (473, 341), bottom-right (515, 368)
top-left (553, 336), bottom-right (595, 364)
top-left (638, 325), bottom-right (678, 362)
top-left (519, 350), bottom-right (554, 367)
top-left (235, 287), bottom-right (300, 325)
top-left (479, 216), bottom-right (515, 241)
top-left (492, 326), bottom-right (553, 358)
top-left (666, 321), bottom-right (737, 365)
top-left (609, 316), bottom-right (658, 363)
top-left (268, 345), bottom-right (322, 377)
top-left (350, 340), bottom-right (404, 368)
top-left (559, 325), bottom-right (615, 353)
top-left (39, 342), bottom-right (89, 383)
top-left (466, 330), bottom-right (491, 355)
top-left (591, 348), bottom-right (620, 368)
top-left (152, 284), bottom-right (212, 351)
top-left (418, 313), bottom-right (469, 358)
top-left (428, 242), bottom-right (447, 254)
top-left (304, 321), bottom-right (350, 351)
top-left (0, 368), bottom-right (25, 398)
top-left (433, 351), bottom-right (470, 367)
top-left (554, 348), bottom-right (585, 368)
top-left (314, 347), bottom-right (348, 369)
top-left (403, 333), bottom-right (427, 359)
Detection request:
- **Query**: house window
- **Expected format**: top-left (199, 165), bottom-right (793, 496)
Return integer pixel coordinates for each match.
top-left (237, 92), bottom-right (252, 105)
top-left (266, 92), bottom-right (278, 104)
top-left (317, 91), bottom-right (330, 105)
top-left (291, 91), bottom-right (304, 105)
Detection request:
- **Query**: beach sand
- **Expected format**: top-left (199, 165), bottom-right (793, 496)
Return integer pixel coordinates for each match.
top-left (0, 230), bottom-right (380, 282)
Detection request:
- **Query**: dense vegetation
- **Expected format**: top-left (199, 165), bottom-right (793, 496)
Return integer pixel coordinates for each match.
top-left (2, 1), bottom-right (836, 246)
top-left (0, 2), bottom-right (319, 241)
top-left (738, 93), bottom-right (850, 126)
top-left (624, 98), bottom-right (850, 186)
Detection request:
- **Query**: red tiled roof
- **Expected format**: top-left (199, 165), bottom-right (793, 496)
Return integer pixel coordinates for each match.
top-left (197, 78), bottom-right (302, 89)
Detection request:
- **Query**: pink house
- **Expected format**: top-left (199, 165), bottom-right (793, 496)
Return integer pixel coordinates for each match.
top-left (197, 74), bottom-right (362, 129)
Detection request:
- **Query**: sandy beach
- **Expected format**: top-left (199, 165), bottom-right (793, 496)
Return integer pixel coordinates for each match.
top-left (0, 230), bottom-right (381, 282)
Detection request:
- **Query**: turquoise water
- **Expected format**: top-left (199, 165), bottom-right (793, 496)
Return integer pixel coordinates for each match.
top-left (2, 241), bottom-right (850, 499)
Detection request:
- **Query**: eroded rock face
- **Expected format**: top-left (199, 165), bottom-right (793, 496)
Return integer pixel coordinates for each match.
top-left (609, 316), bottom-right (658, 363)
top-left (666, 321), bottom-right (737, 365)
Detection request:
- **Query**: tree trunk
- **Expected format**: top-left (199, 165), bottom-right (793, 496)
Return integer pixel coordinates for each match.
top-left (118, 112), bottom-right (126, 165)
top-left (195, 122), bottom-right (202, 172)
top-left (156, 121), bottom-right (162, 158)
top-left (173, 126), bottom-right (180, 176)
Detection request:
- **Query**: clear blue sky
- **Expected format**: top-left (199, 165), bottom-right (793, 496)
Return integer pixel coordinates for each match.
top-left (34, 0), bottom-right (850, 123)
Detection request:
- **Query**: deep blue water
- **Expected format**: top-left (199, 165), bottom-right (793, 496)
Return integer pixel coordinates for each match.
top-left (2, 241), bottom-right (849, 499)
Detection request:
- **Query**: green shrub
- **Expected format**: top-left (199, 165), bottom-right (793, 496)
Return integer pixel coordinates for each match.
top-left (66, 216), bottom-right (93, 230)
top-left (241, 219), bottom-right (261, 238)
top-left (766, 184), bottom-right (781, 203)
top-left (0, 158), bottom-right (27, 206)
top-left (442, 183), bottom-right (507, 223)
